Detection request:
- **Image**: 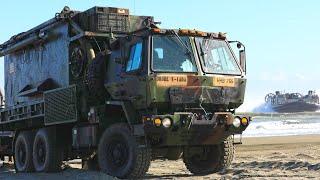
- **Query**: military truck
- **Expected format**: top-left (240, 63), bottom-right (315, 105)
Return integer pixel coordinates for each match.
top-left (0, 6), bottom-right (250, 178)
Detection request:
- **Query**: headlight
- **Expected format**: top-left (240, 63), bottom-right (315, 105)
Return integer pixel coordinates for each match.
top-left (154, 118), bottom-right (162, 127)
top-left (162, 118), bottom-right (172, 128)
top-left (233, 117), bottom-right (241, 128)
top-left (241, 117), bottom-right (249, 126)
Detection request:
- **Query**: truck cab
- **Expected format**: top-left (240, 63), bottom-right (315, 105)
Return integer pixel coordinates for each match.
top-left (103, 28), bottom-right (249, 140)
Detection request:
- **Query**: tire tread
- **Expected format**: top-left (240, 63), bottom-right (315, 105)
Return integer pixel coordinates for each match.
top-left (98, 123), bottom-right (151, 179)
top-left (14, 131), bottom-right (35, 172)
top-left (183, 136), bottom-right (235, 175)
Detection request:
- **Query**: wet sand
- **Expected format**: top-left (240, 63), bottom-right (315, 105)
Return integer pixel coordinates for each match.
top-left (1, 135), bottom-right (320, 179)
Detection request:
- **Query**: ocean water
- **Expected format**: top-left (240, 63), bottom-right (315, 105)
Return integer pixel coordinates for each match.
top-left (242, 113), bottom-right (320, 137)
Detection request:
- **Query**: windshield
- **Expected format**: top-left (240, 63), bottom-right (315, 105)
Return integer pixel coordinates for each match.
top-left (195, 37), bottom-right (241, 75)
top-left (152, 35), bottom-right (197, 72)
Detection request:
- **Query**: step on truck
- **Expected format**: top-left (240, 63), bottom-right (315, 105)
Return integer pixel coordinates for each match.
top-left (0, 6), bottom-right (250, 178)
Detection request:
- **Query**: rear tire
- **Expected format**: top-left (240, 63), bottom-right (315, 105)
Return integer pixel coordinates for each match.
top-left (98, 124), bottom-right (151, 179)
top-left (32, 128), bottom-right (63, 172)
top-left (183, 136), bottom-right (234, 175)
top-left (14, 131), bottom-right (35, 172)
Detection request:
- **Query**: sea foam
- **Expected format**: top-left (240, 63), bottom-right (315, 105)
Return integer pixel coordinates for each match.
top-left (242, 113), bottom-right (320, 137)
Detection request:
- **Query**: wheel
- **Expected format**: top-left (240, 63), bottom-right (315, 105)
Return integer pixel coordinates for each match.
top-left (14, 131), bottom-right (35, 172)
top-left (98, 124), bottom-right (151, 179)
top-left (183, 136), bottom-right (234, 175)
top-left (82, 155), bottom-right (99, 171)
top-left (32, 128), bottom-right (62, 172)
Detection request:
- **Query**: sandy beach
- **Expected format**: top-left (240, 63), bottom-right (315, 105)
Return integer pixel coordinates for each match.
top-left (1, 135), bottom-right (319, 179)
top-left (146, 135), bottom-right (320, 179)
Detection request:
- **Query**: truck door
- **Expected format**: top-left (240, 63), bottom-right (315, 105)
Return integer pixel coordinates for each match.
top-left (107, 37), bottom-right (148, 109)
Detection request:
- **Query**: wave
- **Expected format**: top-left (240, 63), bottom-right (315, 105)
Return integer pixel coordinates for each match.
top-left (251, 102), bottom-right (274, 113)
top-left (243, 117), bottom-right (320, 137)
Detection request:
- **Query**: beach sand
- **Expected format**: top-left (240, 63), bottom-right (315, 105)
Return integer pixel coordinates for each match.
top-left (146, 135), bottom-right (320, 179)
top-left (1, 135), bottom-right (319, 179)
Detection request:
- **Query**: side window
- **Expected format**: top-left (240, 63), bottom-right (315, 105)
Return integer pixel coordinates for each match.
top-left (126, 42), bottom-right (143, 72)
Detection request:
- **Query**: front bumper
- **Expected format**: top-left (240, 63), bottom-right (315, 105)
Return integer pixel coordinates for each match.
top-left (143, 112), bottom-right (249, 146)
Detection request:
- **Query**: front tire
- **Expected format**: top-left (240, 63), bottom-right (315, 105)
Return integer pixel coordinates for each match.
top-left (98, 124), bottom-right (151, 179)
top-left (183, 136), bottom-right (234, 175)
top-left (32, 128), bottom-right (63, 172)
top-left (14, 131), bottom-right (35, 172)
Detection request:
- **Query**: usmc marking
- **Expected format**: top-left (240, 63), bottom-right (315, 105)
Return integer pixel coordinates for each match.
top-left (213, 77), bottom-right (235, 87)
top-left (156, 75), bottom-right (188, 87)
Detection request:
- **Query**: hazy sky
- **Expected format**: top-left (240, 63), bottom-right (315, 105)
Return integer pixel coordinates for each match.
top-left (1, 0), bottom-right (320, 111)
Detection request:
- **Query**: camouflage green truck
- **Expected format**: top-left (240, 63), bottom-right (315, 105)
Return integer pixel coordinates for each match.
top-left (0, 6), bottom-right (250, 178)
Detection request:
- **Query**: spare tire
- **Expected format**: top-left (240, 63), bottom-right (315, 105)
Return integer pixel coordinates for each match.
top-left (87, 52), bottom-right (109, 100)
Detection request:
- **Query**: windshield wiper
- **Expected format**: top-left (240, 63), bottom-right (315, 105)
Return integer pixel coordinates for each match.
top-left (201, 38), bottom-right (211, 55)
top-left (199, 42), bottom-right (206, 56)
top-left (169, 30), bottom-right (193, 55)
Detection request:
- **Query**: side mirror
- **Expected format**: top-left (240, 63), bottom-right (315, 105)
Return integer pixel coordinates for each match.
top-left (0, 95), bottom-right (3, 108)
top-left (237, 42), bottom-right (242, 49)
top-left (228, 40), bottom-right (246, 73)
top-left (239, 50), bottom-right (246, 73)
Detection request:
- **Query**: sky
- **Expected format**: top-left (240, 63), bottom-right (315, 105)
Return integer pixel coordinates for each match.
top-left (1, 0), bottom-right (320, 111)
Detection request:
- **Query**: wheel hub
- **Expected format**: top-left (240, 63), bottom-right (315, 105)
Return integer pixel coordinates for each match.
top-left (107, 139), bottom-right (129, 168)
top-left (17, 144), bottom-right (26, 165)
top-left (18, 146), bottom-right (26, 164)
top-left (36, 140), bottom-right (46, 164)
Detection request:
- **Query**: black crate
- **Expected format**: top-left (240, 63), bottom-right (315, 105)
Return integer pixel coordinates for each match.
top-left (93, 13), bottom-right (129, 33)
top-left (76, 6), bottom-right (130, 33)
top-left (86, 6), bottom-right (129, 15)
